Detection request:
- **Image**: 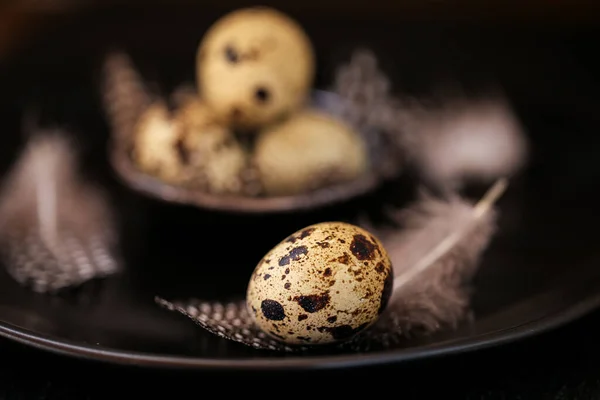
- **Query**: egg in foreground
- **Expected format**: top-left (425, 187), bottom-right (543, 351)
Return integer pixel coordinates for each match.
top-left (247, 222), bottom-right (393, 345)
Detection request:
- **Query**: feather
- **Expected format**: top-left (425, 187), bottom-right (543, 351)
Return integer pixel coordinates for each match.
top-left (399, 95), bottom-right (528, 191)
top-left (369, 178), bottom-right (506, 337)
top-left (330, 48), bottom-right (404, 178)
top-left (101, 50), bottom-right (152, 142)
top-left (0, 131), bottom-right (120, 293)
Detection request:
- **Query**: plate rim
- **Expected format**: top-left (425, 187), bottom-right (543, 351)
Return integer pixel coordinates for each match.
top-left (1, 281), bottom-right (599, 371)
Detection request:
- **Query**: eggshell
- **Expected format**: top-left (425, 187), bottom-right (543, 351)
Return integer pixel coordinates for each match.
top-left (132, 98), bottom-right (249, 193)
top-left (176, 95), bottom-right (218, 130)
top-left (175, 97), bottom-right (249, 194)
top-left (132, 101), bottom-right (185, 184)
top-left (253, 109), bottom-right (369, 196)
top-left (246, 222), bottom-right (393, 345)
top-left (196, 7), bottom-right (315, 130)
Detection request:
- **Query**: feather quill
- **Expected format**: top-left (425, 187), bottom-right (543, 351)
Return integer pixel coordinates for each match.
top-left (0, 132), bottom-right (120, 293)
top-left (368, 178), bottom-right (506, 337)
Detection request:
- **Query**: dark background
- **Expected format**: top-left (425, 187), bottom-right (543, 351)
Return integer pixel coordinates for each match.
top-left (1, 0), bottom-right (600, 398)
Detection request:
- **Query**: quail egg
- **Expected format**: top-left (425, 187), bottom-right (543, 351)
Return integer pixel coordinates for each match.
top-left (247, 222), bottom-right (393, 345)
top-left (132, 101), bottom-right (186, 184)
top-left (252, 109), bottom-right (369, 196)
top-left (196, 7), bottom-right (315, 130)
top-left (176, 94), bottom-right (217, 130)
top-left (175, 96), bottom-right (249, 194)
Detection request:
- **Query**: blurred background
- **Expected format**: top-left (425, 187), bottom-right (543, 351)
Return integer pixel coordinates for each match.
top-left (1, 0), bottom-right (598, 125)
top-left (1, 0), bottom-right (599, 202)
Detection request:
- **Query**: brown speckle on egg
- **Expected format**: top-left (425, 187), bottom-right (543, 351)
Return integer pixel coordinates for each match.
top-left (317, 323), bottom-right (369, 341)
top-left (285, 228), bottom-right (315, 244)
top-left (350, 234), bottom-right (377, 261)
top-left (246, 222), bottom-right (393, 345)
top-left (224, 45), bottom-right (239, 63)
top-left (293, 292), bottom-right (330, 313)
top-left (278, 245), bottom-right (308, 266)
top-left (299, 228), bottom-right (315, 239)
top-left (260, 299), bottom-right (286, 321)
top-left (254, 86), bottom-right (271, 103)
top-left (335, 253), bottom-right (350, 265)
top-left (174, 137), bottom-right (190, 165)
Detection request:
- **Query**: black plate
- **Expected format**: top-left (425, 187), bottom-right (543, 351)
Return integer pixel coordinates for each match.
top-left (0, 2), bottom-right (599, 370)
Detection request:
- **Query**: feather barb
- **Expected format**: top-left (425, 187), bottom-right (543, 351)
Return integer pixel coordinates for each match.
top-left (393, 177), bottom-right (507, 292)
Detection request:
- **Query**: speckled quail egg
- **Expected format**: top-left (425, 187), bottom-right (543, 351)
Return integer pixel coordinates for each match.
top-left (252, 109), bottom-right (369, 196)
top-left (196, 7), bottom-right (315, 131)
top-left (247, 222), bottom-right (393, 346)
top-left (175, 96), bottom-right (249, 194)
top-left (176, 94), bottom-right (216, 130)
top-left (132, 101), bottom-right (186, 184)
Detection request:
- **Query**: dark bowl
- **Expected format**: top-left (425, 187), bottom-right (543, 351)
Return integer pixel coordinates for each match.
top-left (108, 89), bottom-right (395, 214)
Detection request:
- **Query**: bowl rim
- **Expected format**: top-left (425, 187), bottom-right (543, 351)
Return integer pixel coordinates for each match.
top-left (109, 139), bottom-right (386, 213)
